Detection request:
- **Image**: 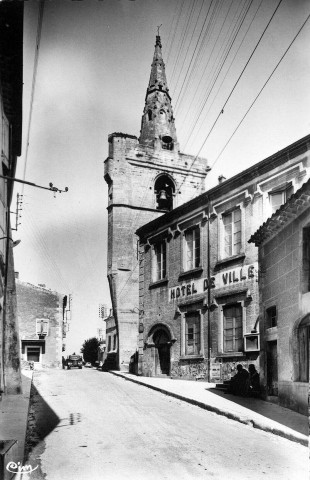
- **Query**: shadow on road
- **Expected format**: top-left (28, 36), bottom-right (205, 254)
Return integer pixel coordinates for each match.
top-left (24, 383), bottom-right (60, 461)
top-left (206, 387), bottom-right (307, 436)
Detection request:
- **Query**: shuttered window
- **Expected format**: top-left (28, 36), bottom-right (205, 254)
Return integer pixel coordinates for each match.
top-left (153, 241), bottom-right (167, 281)
top-left (36, 319), bottom-right (49, 336)
top-left (223, 304), bottom-right (243, 352)
top-left (184, 227), bottom-right (200, 270)
top-left (223, 209), bottom-right (241, 257)
top-left (185, 312), bottom-right (200, 356)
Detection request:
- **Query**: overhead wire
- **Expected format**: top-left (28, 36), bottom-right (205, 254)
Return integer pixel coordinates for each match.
top-left (183, 0), bottom-right (253, 149)
top-left (170, 0), bottom-right (198, 87)
top-left (175, 0), bottom-right (284, 195)
top-left (175, 0), bottom-right (224, 118)
top-left (175, 0), bottom-right (225, 115)
top-left (174, 0), bottom-right (215, 110)
top-left (211, 10), bottom-right (310, 168)
top-left (21, 0), bottom-right (45, 193)
top-left (191, 0), bottom-right (283, 161)
top-left (187, 0), bottom-right (264, 155)
top-left (171, 0), bottom-right (206, 98)
top-left (166, 0), bottom-right (187, 65)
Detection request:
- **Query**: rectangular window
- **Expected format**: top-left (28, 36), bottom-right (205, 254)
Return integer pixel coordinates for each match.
top-left (184, 227), bottom-right (200, 270)
top-left (108, 336), bottom-right (112, 352)
top-left (113, 334), bottom-right (117, 350)
top-left (269, 183), bottom-right (294, 214)
top-left (266, 306), bottom-right (277, 328)
top-left (223, 209), bottom-right (241, 257)
top-left (26, 347), bottom-right (41, 363)
top-left (185, 312), bottom-right (200, 356)
top-left (153, 241), bottom-right (167, 281)
top-left (36, 319), bottom-right (49, 336)
top-left (223, 304), bottom-right (243, 352)
top-left (302, 227), bottom-right (310, 293)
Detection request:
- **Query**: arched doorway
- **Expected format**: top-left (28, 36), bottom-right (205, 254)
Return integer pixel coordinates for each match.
top-left (153, 329), bottom-right (170, 376)
top-left (298, 314), bottom-right (310, 382)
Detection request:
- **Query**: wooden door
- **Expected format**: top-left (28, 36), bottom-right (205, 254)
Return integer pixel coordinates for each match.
top-left (267, 341), bottom-right (278, 396)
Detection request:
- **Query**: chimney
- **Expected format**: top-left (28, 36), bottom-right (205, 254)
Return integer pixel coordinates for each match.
top-left (218, 175), bottom-right (226, 184)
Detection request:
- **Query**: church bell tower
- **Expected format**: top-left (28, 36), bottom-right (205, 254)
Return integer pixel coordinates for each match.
top-left (104, 34), bottom-right (209, 371)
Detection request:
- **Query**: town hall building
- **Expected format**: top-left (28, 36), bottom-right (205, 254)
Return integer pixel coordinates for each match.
top-left (104, 35), bottom-right (209, 371)
top-left (136, 133), bottom-right (310, 404)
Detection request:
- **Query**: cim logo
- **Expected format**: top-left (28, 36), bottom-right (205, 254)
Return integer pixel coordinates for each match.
top-left (6, 461), bottom-right (38, 475)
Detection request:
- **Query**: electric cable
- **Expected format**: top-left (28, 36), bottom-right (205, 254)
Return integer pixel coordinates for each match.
top-left (187, 0), bottom-right (264, 154)
top-left (183, 0), bottom-right (253, 149)
top-left (21, 0), bottom-right (45, 193)
top-left (211, 11), bottom-right (310, 168)
top-left (175, 0), bottom-right (284, 194)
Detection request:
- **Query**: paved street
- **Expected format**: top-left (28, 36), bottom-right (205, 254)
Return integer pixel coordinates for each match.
top-left (24, 369), bottom-right (308, 480)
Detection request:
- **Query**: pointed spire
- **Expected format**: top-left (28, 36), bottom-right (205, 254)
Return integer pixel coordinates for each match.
top-left (139, 33), bottom-right (178, 151)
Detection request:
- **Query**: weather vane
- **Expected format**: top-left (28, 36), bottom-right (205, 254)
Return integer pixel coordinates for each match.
top-left (157, 24), bottom-right (162, 36)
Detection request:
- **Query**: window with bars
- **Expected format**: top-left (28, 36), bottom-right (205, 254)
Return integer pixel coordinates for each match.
top-left (36, 319), bottom-right (49, 336)
top-left (185, 312), bottom-right (200, 356)
top-left (223, 304), bottom-right (243, 352)
top-left (222, 209), bottom-right (241, 258)
top-left (184, 227), bottom-right (200, 271)
top-left (269, 183), bottom-right (294, 214)
top-left (153, 241), bottom-right (167, 282)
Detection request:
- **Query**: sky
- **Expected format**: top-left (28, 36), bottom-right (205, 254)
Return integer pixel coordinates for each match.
top-left (12, 0), bottom-right (310, 353)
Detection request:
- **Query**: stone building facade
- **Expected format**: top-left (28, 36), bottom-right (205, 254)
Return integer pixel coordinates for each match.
top-left (249, 179), bottom-right (310, 415)
top-left (105, 35), bottom-right (209, 371)
top-left (102, 311), bottom-right (118, 371)
top-left (0, 2), bottom-right (23, 394)
top-left (16, 280), bottom-right (69, 368)
top-left (136, 135), bottom-right (310, 382)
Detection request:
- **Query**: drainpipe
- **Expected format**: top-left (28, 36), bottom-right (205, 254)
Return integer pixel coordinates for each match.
top-left (1, 168), bottom-right (12, 395)
top-left (207, 201), bottom-right (211, 382)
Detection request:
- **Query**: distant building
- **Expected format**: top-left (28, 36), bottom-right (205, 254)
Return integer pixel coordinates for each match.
top-left (0, 2), bottom-right (23, 395)
top-left (98, 303), bottom-right (108, 319)
top-left (102, 309), bottom-right (117, 371)
top-left (16, 279), bottom-right (70, 368)
top-left (249, 179), bottom-right (310, 415)
top-left (97, 340), bottom-right (106, 366)
top-left (105, 35), bottom-right (209, 371)
top-left (136, 135), bottom-right (310, 384)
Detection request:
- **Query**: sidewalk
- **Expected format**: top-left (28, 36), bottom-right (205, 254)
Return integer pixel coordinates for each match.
top-left (0, 370), bottom-right (32, 466)
top-left (110, 371), bottom-right (309, 447)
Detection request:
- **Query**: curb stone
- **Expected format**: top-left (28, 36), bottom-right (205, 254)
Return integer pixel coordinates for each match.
top-left (109, 371), bottom-right (308, 447)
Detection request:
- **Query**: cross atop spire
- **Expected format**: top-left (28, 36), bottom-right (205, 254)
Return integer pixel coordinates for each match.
top-left (139, 33), bottom-right (178, 151)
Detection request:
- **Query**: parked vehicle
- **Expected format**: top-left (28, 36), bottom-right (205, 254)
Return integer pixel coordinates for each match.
top-left (65, 355), bottom-right (83, 370)
top-left (85, 362), bottom-right (91, 368)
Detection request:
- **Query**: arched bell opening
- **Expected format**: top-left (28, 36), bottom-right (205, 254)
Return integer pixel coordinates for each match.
top-left (161, 134), bottom-right (174, 151)
top-left (154, 175), bottom-right (175, 211)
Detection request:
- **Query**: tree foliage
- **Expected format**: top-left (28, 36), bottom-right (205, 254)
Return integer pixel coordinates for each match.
top-left (80, 337), bottom-right (100, 364)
